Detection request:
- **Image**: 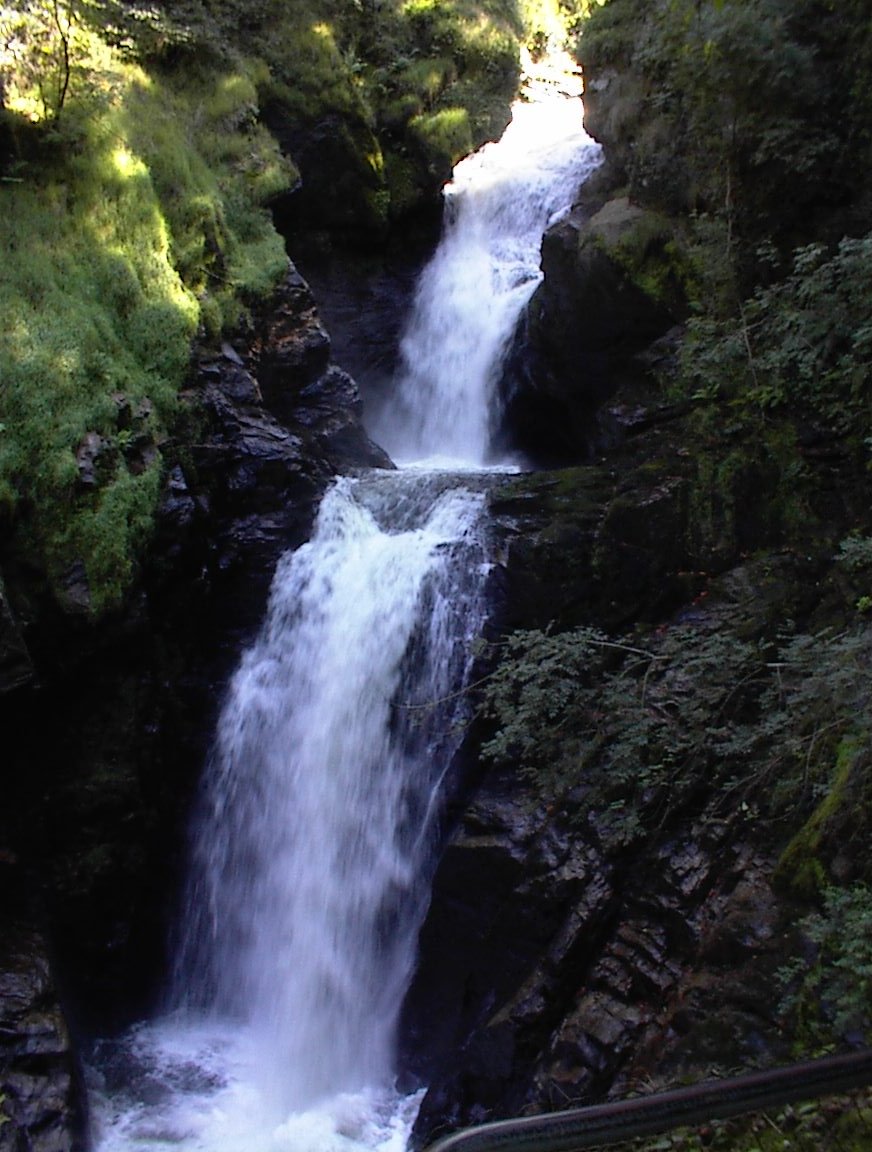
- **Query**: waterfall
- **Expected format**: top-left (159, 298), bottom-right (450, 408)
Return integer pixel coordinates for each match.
top-left (175, 473), bottom-right (490, 1111)
top-left (89, 60), bottom-right (600, 1152)
top-left (372, 65), bottom-right (601, 467)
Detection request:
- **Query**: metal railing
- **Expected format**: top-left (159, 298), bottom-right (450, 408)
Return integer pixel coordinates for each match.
top-left (423, 1049), bottom-right (872, 1152)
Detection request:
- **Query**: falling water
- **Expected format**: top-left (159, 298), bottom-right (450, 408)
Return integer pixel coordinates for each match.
top-left (89, 59), bottom-right (600, 1152)
top-left (91, 472), bottom-right (490, 1152)
top-left (175, 473), bottom-right (491, 1110)
top-left (373, 62), bottom-right (601, 466)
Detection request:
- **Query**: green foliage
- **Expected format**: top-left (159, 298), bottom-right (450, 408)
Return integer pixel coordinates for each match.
top-left (0, 0), bottom-right (80, 123)
top-left (102, 0), bottom-right (528, 225)
top-left (579, 0), bottom-right (856, 244)
top-left (408, 106), bottom-right (473, 172)
top-left (678, 234), bottom-right (872, 443)
top-left (122, 61), bottom-right (294, 316)
top-left (838, 536), bottom-right (872, 576)
top-left (601, 1091), bottom-right (872, 1152)
top-left (347, 0), bottom-right (522, 200)
top-left (481, 624), bottom-right (766, 847)
top-left (480, 618), bottom-right (872, 854)
top-left (781, 883), bottom-right (872, 1048)
top-left (0, 19), bottom-right (293, 615)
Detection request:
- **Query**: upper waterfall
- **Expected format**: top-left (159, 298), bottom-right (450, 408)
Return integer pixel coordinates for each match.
top-left (371, 67), bottom-right (601, 468)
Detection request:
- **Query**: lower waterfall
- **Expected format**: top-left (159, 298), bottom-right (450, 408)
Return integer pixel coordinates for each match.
top-left (91, 473), bottom-right (490, 1152)
top-left (89, 57), bottom-right (601, 1152)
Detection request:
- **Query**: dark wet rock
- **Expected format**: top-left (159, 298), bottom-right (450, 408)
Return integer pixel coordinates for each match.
top-left (408, 779), bottom-right (791, 1144)
top-left (54, 563), bottom-right (92, 618)
top-left (403, 765), bottom-right (618, 1138)
top-left (250, 268), bottom-right (393, 470)
top-left (0, 574), bottom-right (34, 694)
top-left (265, 109), bottom-right (389, 242)
top-left (253, 270), bottom-right (333, 410)
top-left (505, 198), bottom-right (683, 461)
top-left (74, 433), bottom-right (111, 490)
top-left (0, 901), bottom-right (84, 1152)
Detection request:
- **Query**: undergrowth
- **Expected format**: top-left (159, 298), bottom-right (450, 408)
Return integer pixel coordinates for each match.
top-left (479, 616), bottom-right (872, 861)
top-left (606, 1089), bottom-right (872, 1152)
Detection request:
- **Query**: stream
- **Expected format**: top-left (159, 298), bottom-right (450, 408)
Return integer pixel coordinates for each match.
top-left (88, 57), bottom-right (601, 1152)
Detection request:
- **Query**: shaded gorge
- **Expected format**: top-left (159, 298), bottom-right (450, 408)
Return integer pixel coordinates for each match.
top-left (86, 61), bottom-right (600, 1152)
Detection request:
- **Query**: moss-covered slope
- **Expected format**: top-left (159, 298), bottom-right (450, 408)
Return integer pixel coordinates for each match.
top-left (0, 0), bottom-right (569, 619)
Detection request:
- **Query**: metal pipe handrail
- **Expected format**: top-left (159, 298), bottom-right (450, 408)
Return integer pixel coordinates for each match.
top-left (423, 1049), bottom-right (872, 1152)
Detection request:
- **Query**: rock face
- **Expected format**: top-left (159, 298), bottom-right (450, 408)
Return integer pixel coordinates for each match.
top-left (0, 869), bottom-right (83, 1152)
top-left (506, 194), bottom-right (685, 462)
top-left (401, 354), bottom-right (870, 1137)
top-left (174, 266), bottom-right (392, 614)
top-left (406, 762), bottom-right (787, 1143)
top-left (401, 449), bottom-right (820, 1143)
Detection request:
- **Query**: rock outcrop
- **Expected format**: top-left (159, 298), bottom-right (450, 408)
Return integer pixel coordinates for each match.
top-left (402, 384), bottom-right (871, 1137)
top-left (0, 857), bottom-right (83, 1152)
top-left (506, 192), bottom-right (688, 462)
top-left (171, 266), bottom-right (392, 616)
top-left (406, 759), bottom-right (788, 1144)
top-left (401, 449), bottom-right (833, 1142)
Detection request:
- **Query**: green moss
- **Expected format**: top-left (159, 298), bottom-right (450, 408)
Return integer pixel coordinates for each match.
top-left (261, 18), bottom-right (366, 122)
top-left (0, 23), bottom-right (293, 616)
top-left (122, 60), bottom-right (295, 309)
top-left (776, 737), bottom-right (868, 897)
top-left (409, 106), bottom-right (474, 173)
top-left (593, 206), bottom-right (697, 316)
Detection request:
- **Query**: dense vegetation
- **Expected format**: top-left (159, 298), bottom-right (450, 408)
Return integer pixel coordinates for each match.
top-left (476, 0), bottom-right (872, 1130)
top-left (0, 0), bottom-right (566, 614)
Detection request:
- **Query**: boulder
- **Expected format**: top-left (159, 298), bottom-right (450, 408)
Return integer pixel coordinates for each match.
top-left (510, 197), bottom-right (684, 461)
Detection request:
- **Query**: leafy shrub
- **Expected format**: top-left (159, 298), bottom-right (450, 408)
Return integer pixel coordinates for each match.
top-left (679, 234), bottom-right (872, 441)
top-left (781, 883), bottom-right (872, 1048)
top-left (579, 0), bottom-right (852, 243)
top-left (479, 618), bottom-right (872, 854)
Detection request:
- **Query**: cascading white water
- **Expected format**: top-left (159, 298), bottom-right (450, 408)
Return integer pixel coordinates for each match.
top-left (175, 473), bottom-right (491, 1111)
top-left (92, 472), bottom-right (490, 1152)
top-left (89, 59), bottom-right (600, 1152)
top-left (373, 63), bottom-right (601, 467)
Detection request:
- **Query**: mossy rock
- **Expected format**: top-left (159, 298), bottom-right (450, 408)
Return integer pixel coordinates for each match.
top-left (265, 102), bottom-right (391, 239)
top-left (587, 197), bottom-right (694, 318)
top-left (776, 736), bottom-right (872, 896)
